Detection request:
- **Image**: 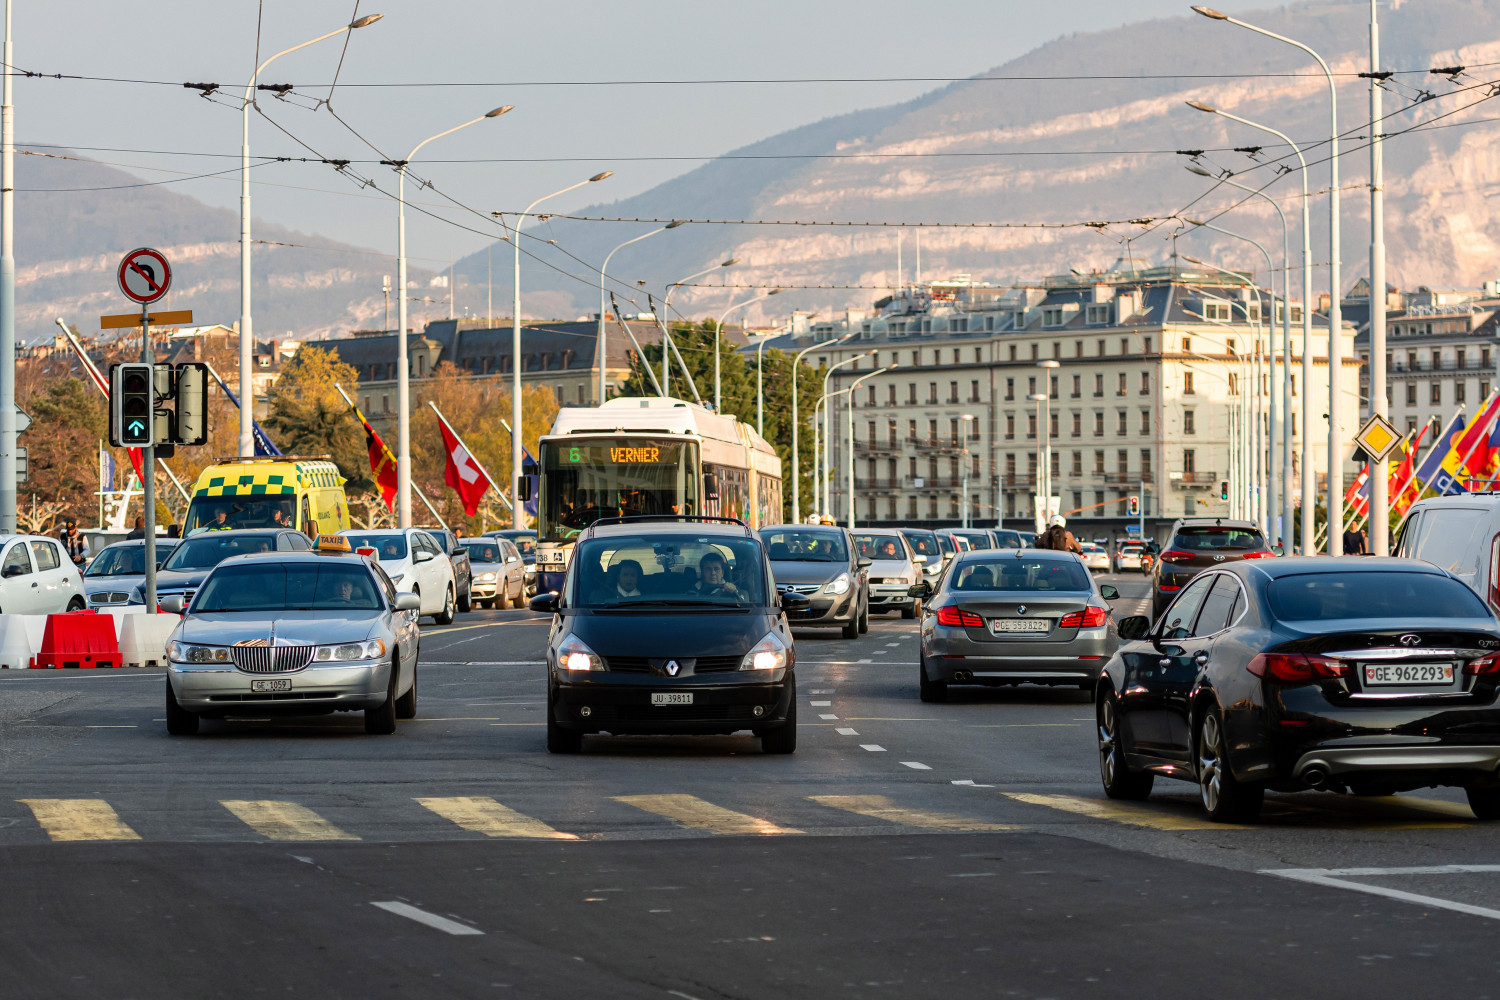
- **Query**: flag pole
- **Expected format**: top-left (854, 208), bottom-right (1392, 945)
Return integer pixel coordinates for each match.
top-left (1392, 409), bottom-right (1466, 509)
top-left (426, 400), bottom-right (511, 512)
top-left (334, 382), bottom-right (450, 529)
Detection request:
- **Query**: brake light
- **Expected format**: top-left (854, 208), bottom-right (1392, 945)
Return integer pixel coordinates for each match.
top-left (1158, 584), bottom-right (1181, 593)
top-left (1247, 652), bottom-right (1349, 682)
top-left (1159, 549), bottom-right (1194, 563)
top-left (1059, 606), bottom-right (1108, 629)
top-left (1465, 653), bottom-right (1500, 676)
top-left (936, 606), bottom-right (984, 628)
top-left (1241, 550), bottom-right (1277, 560)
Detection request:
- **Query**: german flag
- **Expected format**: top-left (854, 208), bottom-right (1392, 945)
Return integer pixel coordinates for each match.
top-left (353, 403), bottom-right (399, 511)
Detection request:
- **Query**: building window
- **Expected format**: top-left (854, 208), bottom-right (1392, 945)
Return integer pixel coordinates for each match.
top-left (887, 384), bottom-right (897, 406)
top-left (1004, 377), bottom-right (1013, 401)
top-left (1116, 409), bottom-right (1128, 435)
top-left (1117, 449), bottom-right (1129, 474)
top-left (1086, 304), bottom-right (1110, 325)
top-left (1140, 449), bottom-right (1153, 477)
top-left (1071, 451), bottom-right (1082, 476)
top-left (1457, 381), bottom-right (1468, 405)
top-left (974, 348), bottom-right (983, 363)
top-left (1094, 374), bottom-right (1104, 397)
top-left (1431, 381), bottom-right (1442, 405)
top-left (1458, 348), bottom-right (1467, 369)
top-left (1071, 412), bottom-right (1082, 437)
top-left (1202, 301), bottom-right (1231, 321)
top-left (1028, 376), bottom-right (1037, 395)
top-left (1098, 339), bottom-right (1106, 357)
top-left (928, 382), bottom-right (938, 404)
top-left (1117, 372), bottom-right (1127, 396)
top-left (928, 419), bottom-right (939, 443)
top-left (929, 497), bottom-right (939, 519)
top-left (1050, 412), bottom-right (1059, 437)
top-left (1027, 413), bottom-right (1037, 439)
top-left (949, 418), bottom-right (960, 444)
top-left (1139, 409), bottom-right (1150, 434)
top-left (1184, 372), bottom-right (1195, 395)
top-left (1140, 371), bottom-right (1150, 394)
top-left (1228, 372), bottom-right (1239, 395)
top-left (970, 380), bottom-right (980, 403)
top-left (381, 395), bottom-right (390, 413)
top-left (1051, 375), bottom-right (1060, 398)
top-left (1042, 308), bottom-right (1065, 327)
top-left (1143, 336), bottom-right (1152, 353)
top-left (948, 381), bottom-right (959, 404)
top-left (1184, 448), bottom-right (1196, 473)
top-left (1184, 410), bottom-right (1196, 435)
top-left (1006, 453), bottom-right (1017, 477)
top-left (1093, 411), bottom-right (1104, 436)
top-left (1094, 450), bottom-right (1106, 475)
top-left (1009, 344), bottom-right (1018, 362)
top-left (1071, 374), bottom-right (1081, 398)
top-left (1031, 343), bottom-right (1040, 361)
top-left (1005, 414), bottom-right (1015, 439)
top-left (867, 386), bottom-right (877, 406)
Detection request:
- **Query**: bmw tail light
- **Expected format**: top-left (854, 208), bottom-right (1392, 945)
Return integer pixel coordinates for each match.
top-left (1247, 652), bottom-right (1349, 682)
top-left (1240, 550), bottom-right (1277, 560)
top-left (1465, 653), bottom-right (1500, 676)
top-left (1058, 606), bottom-right (1107, 629)
top-left (936, 606), bottom-right (984, 628)
top-left (1159, 549), bottom-right (1194, 563)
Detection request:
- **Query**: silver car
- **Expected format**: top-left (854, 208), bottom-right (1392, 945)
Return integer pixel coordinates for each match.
top-left (852, 530), bottom-right (923, 619)
top-left (459, 536), bottom-right (526, 608)
top-left (914, 548), bottom-right (1121, 701)
top-left (163, 542), bottom-right (422, 736)
top-left (83, 539), bottom-right (180, 607)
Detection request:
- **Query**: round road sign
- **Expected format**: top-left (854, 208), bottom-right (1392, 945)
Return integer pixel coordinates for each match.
top-left (117, 247), bottom-right (172, 305)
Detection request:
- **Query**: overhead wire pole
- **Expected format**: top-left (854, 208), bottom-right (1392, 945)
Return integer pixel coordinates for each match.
top-left (661, 258), bottom-right (737, 396)
top-left (844, 365), bottom-right (897, 529)
top-left (713, 288), bottom-right (780, 414)
top-left (595, 216), bottom-right (672, 405)
top-left (240, 14), bottom-right (383, 460)
top-left (0, 0), bottom-right (14, 532)
top-left (1368, 0), bottom-right (1390, 554)
top-left (791, 331), bottom-right (857, 523)
top-left (815, 353), bottom-right (870, 520)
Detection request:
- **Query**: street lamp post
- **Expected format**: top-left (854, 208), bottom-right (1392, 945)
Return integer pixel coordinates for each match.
top-left (1187, 99), bottom-right (1316, 555)
top-left (505, 172), bottom-right (613, 528)
top-left (1037, 359), bottom-right (1060, 527)
top-left (845, 365), bottom-right (897, 529)
top-left (240, 14), bottom-right (383, 459)
top-left (388, 104), bottom-right (512, 528)
top-left (791, 332), bottom-right (858, 523)
top-left (815, 353), bottom-right (870, 519)
top-left (714, 288), bottom-right (779, 414)
top-left (595, 213), bottom-right (674, 407)
top-left (1193, 6), bottom-right (1344, 555)
top-left (960, 414), bottom-right (976, 527)
top-left (661, 258), bottom-right (737, 396)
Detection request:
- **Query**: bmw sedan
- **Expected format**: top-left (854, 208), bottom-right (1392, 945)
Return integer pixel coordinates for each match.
top-left (1098, 557), bottom-right (1500, 822)
top-left (913, 549), bottom-right (1121, 702)
top-left (163, 538), bottom-right (422, 736)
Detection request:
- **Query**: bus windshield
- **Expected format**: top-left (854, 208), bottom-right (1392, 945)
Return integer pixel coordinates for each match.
top-left (184, 495), bottom-right (296, 535)
top-left (539, 438), bottom-right (698, 542)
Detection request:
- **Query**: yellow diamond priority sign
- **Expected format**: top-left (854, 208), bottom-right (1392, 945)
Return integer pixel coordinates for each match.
top-left (1354, 413), bottom-right (1402, 462)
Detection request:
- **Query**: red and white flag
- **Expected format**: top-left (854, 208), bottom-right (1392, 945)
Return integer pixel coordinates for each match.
top-left (432, 406), bottom-right (494, 517)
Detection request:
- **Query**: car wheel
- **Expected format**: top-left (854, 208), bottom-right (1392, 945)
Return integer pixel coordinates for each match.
top-left (434, 586), bottom-right (456, 626)
top-left (1466, 785), bottom-right (1500, 820)
top-left (760, 690), bottom-right (797, 755)
top-left (458, 589), bottom-right (472, 614)
top-left (841, 613), bottom-right (859, 639)
top-left (1097, 690), bottom-right (1152, 800)
top-left (1195, 707), bottom-right (1261, 823)
top-left (546, 687), bottom-right (583, 754)
top-left (66, 596), bottom-right (85, 612)
top-left (901, 602), bottom-right (917, 620)
top-left (497, 586), bottom-right (511, 610)
top-left (394, 655), bottom-right (417, 719)
top-left (918, 653), bottom-right (947, 703)
top-left (364, 661), bottom-right (398, 735)
top-left (857, 599), bottom-right (869, 634)
top-left (165, 678), bottom-right (198, 736)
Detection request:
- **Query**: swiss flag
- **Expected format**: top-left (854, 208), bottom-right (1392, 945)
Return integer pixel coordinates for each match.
top-left (435, 414), bottom-right (493, 517)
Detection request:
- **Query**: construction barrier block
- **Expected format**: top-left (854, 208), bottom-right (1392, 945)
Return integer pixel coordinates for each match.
top-left (97, 606), bottom-right (148, 644)
top-left (0, 614), bottom-right (37, 669)
top-left (118, 612), bottom-right (181, 669)
top-left (34, 610), bottom-right (122, 669)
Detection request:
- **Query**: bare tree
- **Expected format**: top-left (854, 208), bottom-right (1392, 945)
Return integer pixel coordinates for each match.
top-left (18, 494), bottom-right (69, 535)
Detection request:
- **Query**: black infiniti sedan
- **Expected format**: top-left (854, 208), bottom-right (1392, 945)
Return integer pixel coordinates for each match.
top-left (1099, 557), bottom-right (1500, 822)
top-left (531, 518), bottom-right (806, 754)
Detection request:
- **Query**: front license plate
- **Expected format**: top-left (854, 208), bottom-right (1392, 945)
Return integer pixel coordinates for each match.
top-left (651, 692), bottom-right (693, 706)
top-left (991, 619), bottom-right (1049, 634)
top-left (250, 678), bottom-right (292, 693)
top-left (1363, 663), bottom-right (1454, 686)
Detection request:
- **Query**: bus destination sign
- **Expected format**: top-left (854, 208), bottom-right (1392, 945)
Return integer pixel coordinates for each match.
top-left (558, 443), bottom-right (675, 465)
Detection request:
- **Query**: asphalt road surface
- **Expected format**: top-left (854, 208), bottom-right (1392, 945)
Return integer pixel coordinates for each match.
top-left (4, 574), bottom-right (1500, 998)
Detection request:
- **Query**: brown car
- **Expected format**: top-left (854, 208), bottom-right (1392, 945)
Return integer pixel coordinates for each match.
top-left (1150, 518), bottom-right (1275, 618)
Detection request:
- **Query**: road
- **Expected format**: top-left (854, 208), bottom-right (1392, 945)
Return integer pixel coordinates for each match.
top-left (3, 573), bottom-right (1499, 997)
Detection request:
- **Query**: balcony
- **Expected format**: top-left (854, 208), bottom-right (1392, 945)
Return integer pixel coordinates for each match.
top-left (854, 439), bottom-right (904, 456)
top-left (905, 435), bottom-right (968, 453)
top-left (1169, 470), bottom-right (1219, 488)
top-left (853, 478), bottom-right (902, 492)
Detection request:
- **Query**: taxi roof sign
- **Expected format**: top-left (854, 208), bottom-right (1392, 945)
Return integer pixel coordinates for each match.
top-left (315, 534), bottom-right (352, 553)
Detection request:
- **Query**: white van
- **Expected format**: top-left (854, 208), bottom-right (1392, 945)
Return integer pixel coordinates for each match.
top-left (1393, 495), bottom-right (1500, 612)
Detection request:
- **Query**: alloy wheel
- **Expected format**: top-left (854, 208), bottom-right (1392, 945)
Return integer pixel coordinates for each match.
top-left (1098, 697), bottom-right (1119, 787)
top-left (1198, 712), bottom-right (1224, 814)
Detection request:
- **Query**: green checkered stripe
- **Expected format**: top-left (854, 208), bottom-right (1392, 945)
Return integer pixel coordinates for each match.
top-left (193, 472), bottom-right (297, 498)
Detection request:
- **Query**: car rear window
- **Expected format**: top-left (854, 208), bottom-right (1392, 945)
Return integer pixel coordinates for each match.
top-left (345, 533), bottom-right (408, 560)
top-left (900, 530), bottom-right (940, 557)
top-left (760, 530), bottom-right (847, 562)
top-left (1266, 572), bottom-right (1489, 621)
top-left (1173, 527), bottom-right (1264, 551)
top-left (947, 558), bottom-right (1091, 593)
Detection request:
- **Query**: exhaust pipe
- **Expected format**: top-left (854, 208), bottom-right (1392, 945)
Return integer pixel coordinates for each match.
top-left (953, 670), bottom-right (972, 682)
top-left (1300, 765), bottom-right (1329, 788)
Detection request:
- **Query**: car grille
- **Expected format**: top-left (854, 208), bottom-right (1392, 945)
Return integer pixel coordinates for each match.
top-left (231, 644), bottom-right (316, 673)
top-left (159, 589), bottom-right (195, 606)
top-left (616, 704), bottom-right (756, 722)
top-left (604, 655), bottom-right (743, 674)
top-left (778, 584), bottom-right (821, 595)
top-left (89, 592), bottom-right (130, 605)
top-left (605, 656), bottom-right (652, 673)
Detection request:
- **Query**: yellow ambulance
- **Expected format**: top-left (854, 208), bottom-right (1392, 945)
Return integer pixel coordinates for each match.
top-left (182, 458), bottom-right (350, 537)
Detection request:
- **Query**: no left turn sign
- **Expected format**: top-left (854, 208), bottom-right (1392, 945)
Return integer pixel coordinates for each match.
top-left (117, 247), bottom-right (172, 305)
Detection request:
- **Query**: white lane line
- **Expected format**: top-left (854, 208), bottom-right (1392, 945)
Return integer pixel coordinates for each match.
top-left (951, 779), bottom-right (996, 788)
top-left (835, 727), bottom-right (860, 736)
top-left (860, 744), bottom-right (887, 752)
top-left (872, 651), bottom-right (887, 656)
top-left (810, 700), bottom-right (831, 707)
top-left (370, 901), bottom-right (484, 935)
top-left (857, 658), bottom-right (873, 664)
top-left (810, 689), bottom-right (835, 694)
top-left (819, 713), bottom-right (839, 720)
top-left (900, 761), bottom-right (931, 770)
top-left (1263, 868), bottom-right (1500, 921)
top-left (884, 642), bottom-right (901, 647)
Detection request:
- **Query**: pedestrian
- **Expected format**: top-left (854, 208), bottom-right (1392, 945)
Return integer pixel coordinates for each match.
top-left (1034, 515), bottom-right (1082, 554)
top-left (1342, 524), bottom-right (1368, 556)
top-left (58, 519), bottom-right (87, 568)
top-left (165, 523), bottom-right (180, 539)
top-left (125, 516), bottom-right (146, 540)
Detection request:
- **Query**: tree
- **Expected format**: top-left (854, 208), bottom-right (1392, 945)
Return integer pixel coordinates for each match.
top-left (262, 346), bottom-right (368, 485)
top-left (19, 363), bottom-right (107, 524)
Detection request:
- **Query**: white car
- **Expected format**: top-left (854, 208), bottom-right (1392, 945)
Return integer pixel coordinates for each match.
top-left (1078, 542), bottom-right (1110, 573)
top-left (459, 536), bottom-right (526, 609)
top-left (0, 534), bottom-right (86, 613)
top-left (1117, 541), bottom-right (1144, 571)
top-left (341, 529), bottom-right (457, 624)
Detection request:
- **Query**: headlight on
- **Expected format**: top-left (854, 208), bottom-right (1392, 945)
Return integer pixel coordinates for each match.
top-left (313, 639), bottom-right (387, 662)
top-left (477, 571), bottom-right (497, 582)
top-left (169, 642), bottom-right (229, 664)
top-left (823, 573), bottom-right (851, 595)
top-left (740, 631), bottom-right (789, 671)
top-left (557, 634), bottom-right (603, 672)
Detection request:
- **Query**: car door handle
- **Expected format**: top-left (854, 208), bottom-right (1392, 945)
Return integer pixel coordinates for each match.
top-left (1157, 658), bottom-right (1172, 668)
top-left (1193, 651), bottom-right (1209, 666)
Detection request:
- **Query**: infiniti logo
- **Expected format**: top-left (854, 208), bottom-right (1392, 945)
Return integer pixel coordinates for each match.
top-left (1399, 634), bottom-right (1422, 646)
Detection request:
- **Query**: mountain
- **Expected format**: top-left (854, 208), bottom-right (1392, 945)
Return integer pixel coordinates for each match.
top-left (463, 0), bottom-right (1500, 324)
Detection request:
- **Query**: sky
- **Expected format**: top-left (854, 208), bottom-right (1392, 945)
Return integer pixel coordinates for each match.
top-left (10, 0), bottom-right (1221, 271)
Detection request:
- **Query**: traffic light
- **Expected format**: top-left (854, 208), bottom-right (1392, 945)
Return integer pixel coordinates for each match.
top-left (174, 363), bottom-right (209, 446)
top-left (110, 363), bottom-right (155, 447)
top-left (1128, 495), bottom-right (1139, 516)
top-left (1219, 480), bottom-right (1230, 501)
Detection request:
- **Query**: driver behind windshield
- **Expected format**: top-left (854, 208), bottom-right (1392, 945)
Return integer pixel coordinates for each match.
top-left (692, 552), bottom-right (741, 599)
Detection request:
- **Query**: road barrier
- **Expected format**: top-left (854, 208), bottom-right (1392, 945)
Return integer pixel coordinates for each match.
top-left (0, 614), bottom-right (35, 669)
top-left (118, 613), bottom-right (180, 669)
top-left (34, 610), bottom-right (122, 669)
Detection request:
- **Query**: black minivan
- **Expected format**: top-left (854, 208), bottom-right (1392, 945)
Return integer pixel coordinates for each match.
top-left (530, 517), bottom-right (805, 755)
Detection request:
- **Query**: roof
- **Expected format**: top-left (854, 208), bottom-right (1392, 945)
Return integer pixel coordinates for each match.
top-left (1233, 556), bottom-right (1449, 580)
top-left (1171, 518), bottom-right (1259, 530)
top-left (952, 547), bottom-right (1077, 562)
top-left (585, 518), bottom-right (754, 539)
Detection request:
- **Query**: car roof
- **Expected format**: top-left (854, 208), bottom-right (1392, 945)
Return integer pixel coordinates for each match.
top-left (214, 549), bottom-right (369, 567)
top-left (952, 546), bottom-right (1078, 562)
top-left (183, 528), bottom-right (284, 538)
top-left (761, 523), bottom-right (842, 534)
top-left (105, 538), bottom-right (180, 548)
top-left (1229, 555), bottom-right (1450, 581)
top-left (1171, 518), bottom-right (1259, 530)
top-left (589, 520), bottom-right (753, 539)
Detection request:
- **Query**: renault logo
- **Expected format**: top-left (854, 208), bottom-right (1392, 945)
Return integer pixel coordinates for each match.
top-left (1399, 634), bottom-right (1422, 646)
top-left (665, 660), bottom-right (681, 676)
top-left (1016, 605), bottom-right (1027, 615)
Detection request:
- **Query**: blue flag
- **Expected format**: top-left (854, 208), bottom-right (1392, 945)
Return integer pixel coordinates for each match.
top-left (1416, 411), bottom-right (1469, 496)
top-left (522, 448), bottom-right (539, 518)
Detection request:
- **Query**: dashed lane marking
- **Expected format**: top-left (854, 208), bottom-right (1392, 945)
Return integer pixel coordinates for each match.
top-left (860, 744), bottom-right (887, 752)
top-left (900, 761), bottom-right (931, 770)
top-left (371, 901), bottom-right (484, 936)
top-left (835, 727), bottom-right (859, 736)
top-left (818, 714), bottom-right (839, 720)
top-left (810, 701), bottom-right (831, 707)
top-left (17, 799), bottom-right (141, 842)
top-left (808, 794), bottom-right (1021, 832)
top-left (810, 689), bottom-right (835, 694)
top-left (1003, 792), bottom-right (1249, 831)
top-left (613, 794), bottom-right (801, 836)
top-left (220, 800), bottom-right (361, 842)
top-left (415, 796), bottom-right (579, 840)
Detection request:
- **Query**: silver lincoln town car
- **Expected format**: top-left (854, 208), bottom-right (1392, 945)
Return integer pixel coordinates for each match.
top-left (163, 536), bottom-right (422, 736)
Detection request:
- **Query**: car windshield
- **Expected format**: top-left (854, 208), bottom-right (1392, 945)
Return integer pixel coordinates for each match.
top-left (345, 533), bottom-right (408, 561)
top-left (852, 533), bottom-right (905, 560)
top-left (572, 533), bottom-right (767, 607)
top-left (1266, 572), bottom-right (1488, 621)
top-left (1174, 527), bottom-right (1264, 551)
top-left (183, 495), bottom-right (296, 535)
top-left (901, 530), bottom-right (940, 557)
top-left (502, 533), bottom-right (537, 556)
top-left (760, 529), bottom-right (847, 562)
top-left (86, 544), bottom-right (173, 577)
top-left (162, 534), bottom-right (279, 571)
top-left (935, 533), bottom-right (955, 556)
top-left (194, 562), bottom-right (383, 612)
top-left (461, 541), bottom-right (503, 563)
top-left (947, 558), bottom-right (1092, 593)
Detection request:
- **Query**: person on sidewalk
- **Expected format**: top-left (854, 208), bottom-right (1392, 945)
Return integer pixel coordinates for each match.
top-left (125, 517), bottom-right (146, 540)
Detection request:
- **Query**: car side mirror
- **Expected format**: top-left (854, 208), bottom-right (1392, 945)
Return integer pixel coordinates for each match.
top-left (857, 558), bottom-right (873, 569)
top-left (158, 596), bottom-right (185, 615)
top-left (507, 556), bottom-right (519, 563)
top-left (1099, 584), bottom-right (1119, 600)
top-left (413, 549), bottom-right (433, 563)
top-left (912, 554), bottom-right (927, 564)
top-left (529, 592), bottom-right (559, 613)
top-left (1117, 615), bottom-right (1150, 641)
top-left (779, 592), bottom-right (811, 612)
top-left (156, 561), bottom-right (165, 569)
top-left (907, 582), bottom-right (931, 598)
top-left (1, 566), bottom-right (19, 578)
top-left (394, 592), bottom-right (421, 612)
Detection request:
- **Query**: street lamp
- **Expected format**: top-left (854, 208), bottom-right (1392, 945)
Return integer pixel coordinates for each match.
top-left (715, 288), bottom-right (780, 414)
top-left (1187, 99), bottom-right (1316, 555)
top-left (960, 414), bottom-right (976, 528)
top-left (791, 331), bottom-right (858, 522)
top-left (387, 104), bottom-right (512, 528)
top-left (659, 258), bottom-right (737, 395)
top-left (845, 365), bottom-right (898, 529)
top-left (504, 171), bottom-right (613, 528)
top-left (1191, 5), bottom-right (1344, 554)
top-left (596, 213), bottom-right (676, 406)
top-left (240, 13), bottom-right (384, 457)
top-left (1037, 359), bottom-right (1060, 528)
top-left (814, 352), bottom-right (870, 519)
